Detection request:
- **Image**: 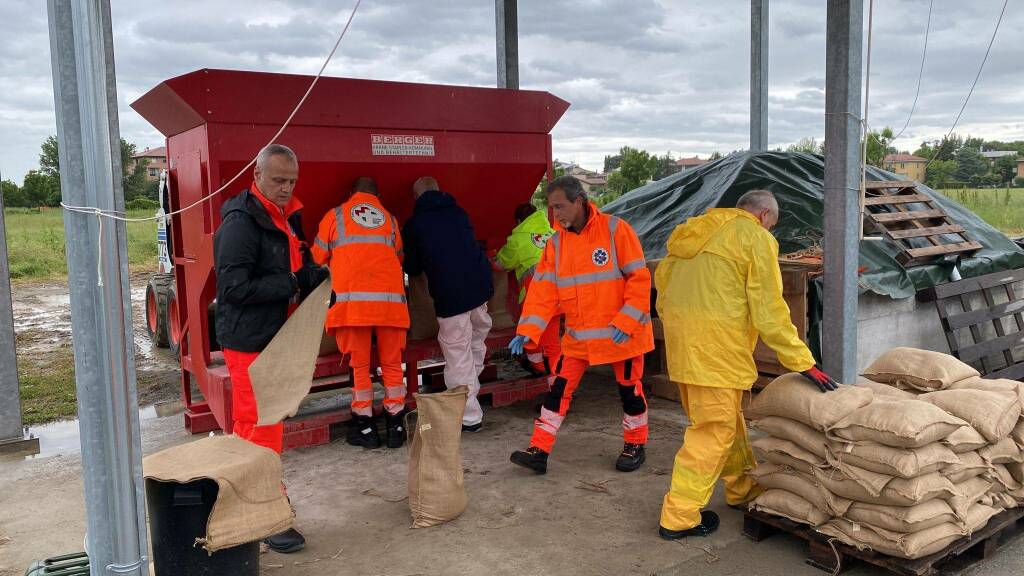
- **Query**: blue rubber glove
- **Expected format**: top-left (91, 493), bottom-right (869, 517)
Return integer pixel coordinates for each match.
top-left (611, 326), bottom-right (630, 344)
top-left (509, 335), bottom-right (528, 356)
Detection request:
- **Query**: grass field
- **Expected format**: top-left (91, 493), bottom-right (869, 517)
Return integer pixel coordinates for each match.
top-left (938, 188), bottom-right (1024, 236)
top-left (3, 207), bottom-right (158, 280)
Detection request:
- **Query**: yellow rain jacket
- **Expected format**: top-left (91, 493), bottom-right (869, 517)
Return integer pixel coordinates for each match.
top-left (654, 208), bottom-right (815, 389)
top-left (495, 209), bottom-right (554, 303)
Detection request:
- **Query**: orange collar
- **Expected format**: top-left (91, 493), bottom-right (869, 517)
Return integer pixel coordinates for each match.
top-left (251, 181), bottom-right (303, 219)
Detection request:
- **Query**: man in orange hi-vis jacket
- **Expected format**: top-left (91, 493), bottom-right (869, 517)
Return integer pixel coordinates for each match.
top-left (509, 175), bottom-right (654, 475)
top-left (312, 177), bottom-right (410, 450)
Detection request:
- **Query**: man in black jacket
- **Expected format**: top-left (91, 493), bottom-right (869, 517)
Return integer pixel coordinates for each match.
top-left (402, 176), bottom-right (493, 431)
top-left (214, 143), bottom-right (327, 554)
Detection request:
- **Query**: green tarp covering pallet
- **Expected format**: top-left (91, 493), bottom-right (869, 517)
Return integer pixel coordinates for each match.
top-left (604, 152), bottom-right (1024, 299)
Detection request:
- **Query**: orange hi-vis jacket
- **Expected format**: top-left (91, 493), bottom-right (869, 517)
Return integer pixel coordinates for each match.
top-left (516, 206), bottom-right (654, 364)
top-left (311, 192), bottom-right (410, 329)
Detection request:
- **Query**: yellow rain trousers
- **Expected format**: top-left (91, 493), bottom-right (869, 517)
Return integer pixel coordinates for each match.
top-left (660, 383), bottom-right (760, 530)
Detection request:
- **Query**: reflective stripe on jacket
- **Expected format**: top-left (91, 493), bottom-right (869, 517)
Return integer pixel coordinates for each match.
top-left (311, 192), bottom-right (410, 328)
top-left (495, 209), bottom-right (554, 303)
top-left (516, 206), bottom-right (654, 364)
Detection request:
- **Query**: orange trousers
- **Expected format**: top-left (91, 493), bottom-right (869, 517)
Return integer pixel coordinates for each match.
top-left (529, 354), bottom-right (648, 453)
top-left (224, 348), bottom-right (284, 454)
top-left (524, 317), bottom-right (562, 374)
top-left (335, 326), bottom-right (407, 417)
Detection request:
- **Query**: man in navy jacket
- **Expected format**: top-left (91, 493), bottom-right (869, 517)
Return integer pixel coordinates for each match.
top-left (402, 176), bottom-right (493, 431)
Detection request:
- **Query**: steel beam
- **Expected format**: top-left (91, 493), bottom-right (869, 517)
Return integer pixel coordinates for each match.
top-left (495, 0), bottom-right (519, 89)
top-left (46, 1), bottom-right (148, 574)
top-left (823, 0), bottom-right (863, 383)
top-left (750, 0), bottom-right (769, 151)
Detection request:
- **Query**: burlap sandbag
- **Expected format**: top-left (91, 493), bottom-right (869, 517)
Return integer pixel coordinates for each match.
top-left (979, 436), bottom-right (1023, 465)
top-left (949, 376), bottom-right (1024, 411)
top-left (816, 516), bottom-right (966, 560)
top-left (987, 463), bottom-right (1022, 493)
top-left (862, 347), bottom-right (979, 392)
top-left (949, 476), bottom-right (993, 518)
top-left (822, 455), bottom-right (894, 497)
top-left (142, 435), bottom-right (294, 553)
top-left (855, 378), bottom-right (917, 400)
top-left (982, 491), bottom-right (1016, 510)
top-left (408, 387), bottom-right (469, 528)
top-left (943, 451), bottom-right (989, 484)
top-left (752, 437), bottom-right (825, 474)
top-left (827, 399), bottom-right (967, 448)
top-left (1012, 418), bottom-right (1024, 448)
top-left (408, 272), bottom-right (515, 341)
top-left (1008, 462), bottom-right (1024, 485)
top-left (920, 389), bottom-right (1021, 444)
top-left (844, 499), bottom-right (961, 534)
top-left (812, 468), bottom-right (957, 506)
top-left (751, 489), bottom-right (831, 527)
top-left (750, 463), bottom-right (853, 516)
top-left (827, 440), bottom-right (959, 479)
top-left (943, 425), bottom-right (989, 454)
top-left (751, 417), bottom-right (828, 459)
top-left (749, 373), bottom-right (873, 431)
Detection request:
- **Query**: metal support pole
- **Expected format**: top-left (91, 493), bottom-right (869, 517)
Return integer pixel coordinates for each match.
top-left (823, 0), bottom-right (863, 383)
top-left (750, 0), bottom-right (769, 151)
top-left (495, 0), bottom-right (519, 89)
top-left (47, 1), bottom-right (148, 574)
top-left (0, 169), bottom-right (39, 454)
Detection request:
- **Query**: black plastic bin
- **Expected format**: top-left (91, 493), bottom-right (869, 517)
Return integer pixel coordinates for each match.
top-left (145, 478), bottom-right (259, 576)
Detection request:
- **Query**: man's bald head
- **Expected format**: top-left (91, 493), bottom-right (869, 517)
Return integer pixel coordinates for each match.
top-left (413, 177), bottom-right (439, 198)
top-left (736, 189), bottom-right (779, 231)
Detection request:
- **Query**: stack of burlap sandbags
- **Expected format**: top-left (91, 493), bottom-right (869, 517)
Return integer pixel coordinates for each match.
top-left (747, 348), bottom-right (1023, 559)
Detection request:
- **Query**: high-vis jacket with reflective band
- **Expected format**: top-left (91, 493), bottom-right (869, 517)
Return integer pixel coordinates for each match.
top-left (311, 192), bottom-right (410, 329)
top-left (654, 208), bottom-right (815, 390)
top-left (495, 210), bottom-right (554, 303)
top-left (517, 206), bottom-right (654, 364)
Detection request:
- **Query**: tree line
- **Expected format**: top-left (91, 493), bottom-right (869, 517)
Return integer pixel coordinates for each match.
top-left (2, 136), bottom-right (159, 209)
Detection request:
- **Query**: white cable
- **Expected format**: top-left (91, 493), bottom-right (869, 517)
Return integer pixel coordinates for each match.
top-left (892, 0), bottom-right (932, 141)
top-left (61, 0), bottom-right (363, 223)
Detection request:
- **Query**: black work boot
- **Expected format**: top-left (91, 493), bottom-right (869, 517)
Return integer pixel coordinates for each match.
top-left (265, 527), bottom-right (306, 553)
top-left (510, 447), bottom-right (549, 475)
top-left (385, 410), bottom-right (407, 449)
top-left (615, 442), bottom-right (646, 472)
top-left (347, 414), bottom-right (381, 449)
top-left (659, 511), bottom-right (720, 539)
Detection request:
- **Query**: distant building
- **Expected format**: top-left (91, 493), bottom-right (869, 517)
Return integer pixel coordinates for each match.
top-left (1017, 158), bottom-right (1024, 180)
top-left (561, 165), bottom-right (607, 194)
top-left (883, 153), bottom-right (928, 183)
top-left (131, 146), bottom-right (167, 181)
top-left (676, 156), bottom-right (708, 171)
top-left (981, 149), bottom-right (1017, 161)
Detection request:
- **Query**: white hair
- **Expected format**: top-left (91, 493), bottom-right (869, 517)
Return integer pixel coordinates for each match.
top-left (256, 144), bottom-right (297, 171)
top-left (736, 189), bottom-right (778, 214)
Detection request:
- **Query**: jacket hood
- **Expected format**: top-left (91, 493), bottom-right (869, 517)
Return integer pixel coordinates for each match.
top-left (414, 189), bottom-right (457, 211)
top-left (666, 208), bottom-right (759, 259)
top-left (513, 209), bottom-right (553, 235)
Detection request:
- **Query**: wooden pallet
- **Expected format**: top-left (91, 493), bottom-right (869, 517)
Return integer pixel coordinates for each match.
top-left (864, 181), bottom-right (982, 267)
top-left (743, 508), bottom-right (1024, 576)
top-left (921, 268), bottom-right (1024, 379)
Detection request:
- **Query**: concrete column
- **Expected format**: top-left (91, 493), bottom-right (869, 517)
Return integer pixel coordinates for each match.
top-left (496, 0), bottom-right (519, 89)
top-left (750, 0), bottom-right (769, 151)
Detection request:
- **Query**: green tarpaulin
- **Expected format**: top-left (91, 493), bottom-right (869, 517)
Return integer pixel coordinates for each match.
top-left (604, 151), bottom-right (1024, 299)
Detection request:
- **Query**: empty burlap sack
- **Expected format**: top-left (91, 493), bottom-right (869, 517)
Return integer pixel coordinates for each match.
top-left (943, 451), bottom-right (989, 484)
top-left (855, 378), bottom-right (917, 400)
top-left (409, 387), bottom-right (469, 528)
top-left (980, 436), bottom-right (1023, 465)
top-left (920, 389), bottom-right (1021, 443)
top-left (817, 516), bottom-right (965, 560)
top-left (812, 467), bottom-right (957, 506)
top-left (862, 347), bottom-right (979, 392)
top-left (827, 440), bottom-right (959, 479)
top-left (750, 463), bottom-right (853, 516)
top-left (844, 499), bottom-right (961, 534)
top-left (949, 476), bottom-right (993, 518)
top-left (943, 425), bottom-right (989, 454)
top-left (751, 417), bottom-right (828, 459)
top-left (749, 372), bottom-right (873, 431)
top-left (752, 436), bottom-right (825, 474)
top-left (751, 489), bottom-right (831, 527)
top-left (827, 399), bottom-right (967, 448)
top-left (143, 435), bottom-right (294, 553)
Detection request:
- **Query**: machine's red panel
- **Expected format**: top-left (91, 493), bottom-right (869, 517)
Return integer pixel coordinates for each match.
top-left (131, 68), bottom-right (568, 436)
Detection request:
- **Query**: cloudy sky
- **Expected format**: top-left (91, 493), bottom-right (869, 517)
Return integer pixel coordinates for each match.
top-left (1, 0), bottom-right (1021, 184)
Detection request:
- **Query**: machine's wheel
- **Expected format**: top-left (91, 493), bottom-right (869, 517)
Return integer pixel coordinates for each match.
top-left (167, 285), bottom-right (182, 359)
top-left (145, 274), bottom-right (174, 348)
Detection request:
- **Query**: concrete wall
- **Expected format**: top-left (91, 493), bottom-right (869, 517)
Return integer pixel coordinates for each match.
top-left (856, 291), bottom-right (949, 372)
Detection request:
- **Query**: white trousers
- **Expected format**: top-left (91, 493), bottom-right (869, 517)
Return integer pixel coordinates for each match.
top-left (436, 303), bottom-right (492, 425)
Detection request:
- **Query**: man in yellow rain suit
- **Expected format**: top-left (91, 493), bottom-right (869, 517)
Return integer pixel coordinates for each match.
top-left (656, 189), bottom-right (838, 539)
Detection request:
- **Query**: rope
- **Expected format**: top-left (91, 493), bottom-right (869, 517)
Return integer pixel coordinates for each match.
top-left (891, 0), bottom-right (933, 141)
top-left (60, 0), bottom-right (363, 224)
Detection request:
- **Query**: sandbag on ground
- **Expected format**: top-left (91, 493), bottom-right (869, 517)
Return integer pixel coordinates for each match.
top-left (828, 399), bottom-right (967, 448)
top-left (408, 387), bottom-right (469, 528)
top-left (749, 373), bottom-right (873, 432)
top-left (827, 440), bottom-right (959, 479)
top-left (751, 489), bottom-right (831, 527)
top-left (921, 389), bottom-right (1021, 444)
top-left (751, 417), bottom-right (828, 459)
top-left (862, 347), bottom-right (979, 392)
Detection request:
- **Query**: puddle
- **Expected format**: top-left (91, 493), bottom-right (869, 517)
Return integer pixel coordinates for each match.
top-left (18, 405), bottom-right (160, 460)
